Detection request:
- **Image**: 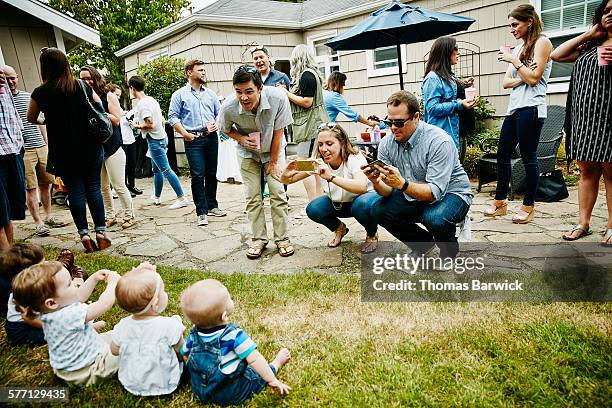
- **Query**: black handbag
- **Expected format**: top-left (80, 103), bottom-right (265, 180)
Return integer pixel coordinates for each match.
top-left (536, 170), bottom-right (569, 202)
top-left (78, 80), bottom-right (112, 144)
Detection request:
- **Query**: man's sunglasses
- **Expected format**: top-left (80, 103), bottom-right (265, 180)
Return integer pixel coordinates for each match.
top-left (250, 45), bottom-right (268, 54)
top-left (236, 65), bottom-right (258, 75)
top-left (317, 122), bottom-right (338, 131)
top-left (382, 117), bottom-right (415, 128)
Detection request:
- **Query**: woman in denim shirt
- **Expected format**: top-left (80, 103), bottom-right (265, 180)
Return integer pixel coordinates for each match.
top-left (422, 36), bottom-right (476, 151)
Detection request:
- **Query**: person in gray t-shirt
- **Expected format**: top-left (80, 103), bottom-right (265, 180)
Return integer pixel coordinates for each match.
top-left (361, 91), bottom-right (473, 258)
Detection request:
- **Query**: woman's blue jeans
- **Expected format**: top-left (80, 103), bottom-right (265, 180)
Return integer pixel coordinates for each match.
top-left (305, 194), bottom-right (378, 236)
top-left (495, 106), bottom-right (544, 206)
top-left (62, 151), bottom-right (105, 236)
top-left (147, 136), bottom-right (184, 199)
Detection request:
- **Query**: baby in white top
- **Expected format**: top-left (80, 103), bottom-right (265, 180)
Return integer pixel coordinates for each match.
top-left (111, 262), bottom-right (185, 396)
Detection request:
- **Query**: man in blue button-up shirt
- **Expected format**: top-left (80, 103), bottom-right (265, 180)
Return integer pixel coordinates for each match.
top-left (0, 68), bottom-right (25, 250)
top-left (362, 91), bottom-right (473, 259)
top-left (168, 59), bottom-right (225, 226)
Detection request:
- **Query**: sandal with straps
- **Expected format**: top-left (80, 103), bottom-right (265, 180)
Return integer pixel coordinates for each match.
top-left (246, 241), bottom-right (267, 259)
top-left (562, 224), bottom-right (592, 241)
top-left (328, 222), bottom-right (349, 248)
top-left (276, 240), bottom-right (295, 257)
top-left (361, 234), bottom-right (378, 254)
top-left (484, 200), bottom-right (507, 217)
top-left (512, 206), bottom-right (535, 224)
top-left (602, 228), bottom-right (612, 247)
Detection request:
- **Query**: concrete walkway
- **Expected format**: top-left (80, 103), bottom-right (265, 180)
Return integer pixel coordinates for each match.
top-left (12, 177), bottom-right (609, 274)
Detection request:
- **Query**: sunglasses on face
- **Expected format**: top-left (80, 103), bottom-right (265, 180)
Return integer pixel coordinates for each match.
top-left (317, 122), bottom-right (338, 131)
top-left (236, 65), bottom-right (258, 75)
top-left (382, 117), bottom-right (415, 128)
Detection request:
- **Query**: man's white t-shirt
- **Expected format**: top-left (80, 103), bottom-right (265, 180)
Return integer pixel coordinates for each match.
top-left (134, 96), bottom-right (166, 140)
top-left (319, 152), bottom-right (369, 203)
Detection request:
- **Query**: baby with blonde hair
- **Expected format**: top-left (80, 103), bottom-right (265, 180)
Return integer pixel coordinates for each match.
top-left (180, 279), bottom-right (291, 405)
top-left (12, 261), bottom-right (120, 385)
top-left (110, 262), bottom-right (184, 396)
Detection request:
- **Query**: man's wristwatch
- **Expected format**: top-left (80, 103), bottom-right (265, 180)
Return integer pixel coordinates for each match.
top-left (400, 180), bottom-right (409, 192)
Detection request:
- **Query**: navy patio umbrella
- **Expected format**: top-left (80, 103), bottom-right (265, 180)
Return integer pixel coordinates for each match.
top-left (325, 1), bottom-right (476, 90)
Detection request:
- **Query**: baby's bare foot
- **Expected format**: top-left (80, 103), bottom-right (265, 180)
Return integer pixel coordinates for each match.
top-left (270, 348), bottom-right (291, 372)
top-left (92, 321), bottom-right (106, 331)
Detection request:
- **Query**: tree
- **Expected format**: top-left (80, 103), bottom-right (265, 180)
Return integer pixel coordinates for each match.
top-left (137, 56), bottom-right (186, 116)
top-left (47, 0), bottom-right (189, 86)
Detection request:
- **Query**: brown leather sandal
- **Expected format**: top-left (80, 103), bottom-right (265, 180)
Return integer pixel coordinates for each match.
top-left (80, 235), bottom-right (97, 253)
top-left (276, 240), bottom-right (295, 257)
top-left (246, 241), bottom-right (267, 259)
top-left (328, 222), bottom-right (349, 248)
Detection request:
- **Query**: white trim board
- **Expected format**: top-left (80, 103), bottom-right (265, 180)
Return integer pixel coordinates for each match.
top-left (3, 0), bottom-right (100, 47)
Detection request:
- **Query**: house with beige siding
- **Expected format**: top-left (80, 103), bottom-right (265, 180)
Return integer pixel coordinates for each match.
top-left (117, 0), bottom-right (593, 140)
top-left (0, 0), bottom-right (100, 92)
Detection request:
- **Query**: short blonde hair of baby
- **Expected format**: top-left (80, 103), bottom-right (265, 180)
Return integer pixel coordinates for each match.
top-left (181, 279), bottom-right (229, 329)
top-left (115, 265), bottom-right (159, 314)
top-left (12, 261), bottom-right (62, 319)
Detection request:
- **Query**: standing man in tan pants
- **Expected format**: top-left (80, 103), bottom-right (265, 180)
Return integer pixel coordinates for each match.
top-left (218, 66), bottom-right (294, 259)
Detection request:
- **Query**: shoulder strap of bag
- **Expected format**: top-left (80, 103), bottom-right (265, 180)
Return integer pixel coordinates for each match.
top-left (78, 79), bottom-right (93, 106)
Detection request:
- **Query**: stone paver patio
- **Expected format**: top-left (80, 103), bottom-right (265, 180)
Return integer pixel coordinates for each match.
top-left (12, 177), bottom-right (609, 274)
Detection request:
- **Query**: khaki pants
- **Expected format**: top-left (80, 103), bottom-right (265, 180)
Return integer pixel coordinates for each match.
top-left (53, 332), bottom-right (119, 386)
top-left (239, 157), bottom-right (288, 243)
top-left (101, 148), bottom-right (134, 220)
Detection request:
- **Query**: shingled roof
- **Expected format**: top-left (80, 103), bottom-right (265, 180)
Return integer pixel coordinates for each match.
top-left (197, 0), bottom-right (374, 24)
top-left (116, 0), bottom-right (387, 57)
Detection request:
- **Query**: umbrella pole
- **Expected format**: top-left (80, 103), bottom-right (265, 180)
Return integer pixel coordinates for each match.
top-left (396, 42), bottom-right (404, 90)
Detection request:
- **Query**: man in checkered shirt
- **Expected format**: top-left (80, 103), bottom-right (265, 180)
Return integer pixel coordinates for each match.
top-left (0, 67), bottom-right (25, 250)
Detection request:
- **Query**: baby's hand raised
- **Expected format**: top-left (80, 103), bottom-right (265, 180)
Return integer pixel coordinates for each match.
top-left (268, 379), bottom-right (291, 395)
top-left (105, 270), bottom-right (121, 283)
top-left (92, 269), bottom-right (111, 282)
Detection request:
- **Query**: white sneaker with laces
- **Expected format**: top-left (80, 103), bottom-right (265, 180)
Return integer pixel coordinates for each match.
top-left (207, 207), bottom-right (227, 217)
top-left (151, 195), bottom-right (161, 205)
top-left (197, 214), bottom-right (209, 226)
top-left (169, 198), bottom-right (189, 209)
top-left (35, 223), bottom-right (51, 236)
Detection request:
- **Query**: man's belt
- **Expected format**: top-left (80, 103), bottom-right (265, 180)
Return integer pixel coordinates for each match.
top-left (192, 130), bottom-right (210, 137)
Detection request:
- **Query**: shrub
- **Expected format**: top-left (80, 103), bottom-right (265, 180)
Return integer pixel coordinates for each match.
top-left (462, 146), bottom-right (482, 178)
top-left (137, 56), bottom-right (186, 116)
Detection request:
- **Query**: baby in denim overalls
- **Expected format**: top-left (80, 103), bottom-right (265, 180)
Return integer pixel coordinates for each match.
top-left (180, 279), bottom-right (291, 406)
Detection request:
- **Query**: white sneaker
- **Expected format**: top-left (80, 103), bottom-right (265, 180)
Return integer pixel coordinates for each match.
top-left (111, 188), bottom-right (118, 199)
top-left (169, 198), bottom-right (189, 209)
top-left (207, 207), bottom-right (227, 217)
top-left (197, 214), bottom-right (209, 226)
top-left (34, 223), bottom-right (51, 236)
top-left (151, 195), bottom-right (161, 206)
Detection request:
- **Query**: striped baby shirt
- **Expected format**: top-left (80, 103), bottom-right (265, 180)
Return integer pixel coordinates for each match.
top-left (180, 324), bottom-right (257, 374)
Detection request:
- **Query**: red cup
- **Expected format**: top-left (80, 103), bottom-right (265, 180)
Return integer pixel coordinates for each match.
top-left (249, 132), bottom-right (261, 150)
top-left (597, 46), bottom-right (611, 67)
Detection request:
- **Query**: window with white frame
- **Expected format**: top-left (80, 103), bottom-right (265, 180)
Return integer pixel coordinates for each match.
top-left (308, 32), bottom-right (340, 79)
top-left (537, 0), bottom-right (601, 84)
top-left (366, 45), bottom-right (407, 77)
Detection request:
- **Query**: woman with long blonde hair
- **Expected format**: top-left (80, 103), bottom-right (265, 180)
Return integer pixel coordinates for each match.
top-left (280, 44), bottom-right (329, 218)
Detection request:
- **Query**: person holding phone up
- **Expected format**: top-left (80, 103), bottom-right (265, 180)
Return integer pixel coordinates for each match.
top-left (360, 91), bottom-right (473, 259)
top-left (281, 123), bottom-right (378, 252)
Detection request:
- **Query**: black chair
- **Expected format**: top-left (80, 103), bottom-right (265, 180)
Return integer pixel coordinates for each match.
top-left (477, 105), bottom-right (565, 200)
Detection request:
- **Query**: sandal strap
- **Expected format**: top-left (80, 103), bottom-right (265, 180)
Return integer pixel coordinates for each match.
top-left (571, 224), bottom-right (590, 234)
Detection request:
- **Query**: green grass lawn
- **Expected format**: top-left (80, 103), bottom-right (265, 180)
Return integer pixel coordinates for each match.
top-left (1, 249), bottom-right (610, 407)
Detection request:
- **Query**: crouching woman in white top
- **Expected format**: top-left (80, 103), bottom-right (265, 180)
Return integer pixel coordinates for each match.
top-left (281, 123), bottom-right (379, 252)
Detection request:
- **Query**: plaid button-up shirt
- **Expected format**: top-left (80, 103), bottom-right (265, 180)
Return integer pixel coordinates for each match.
top-left (0, 80), bottom-right (24, 156)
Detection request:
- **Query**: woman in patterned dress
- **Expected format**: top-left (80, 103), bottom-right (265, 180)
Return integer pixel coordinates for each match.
top-left (553, 0), bottom-right (612, 246)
